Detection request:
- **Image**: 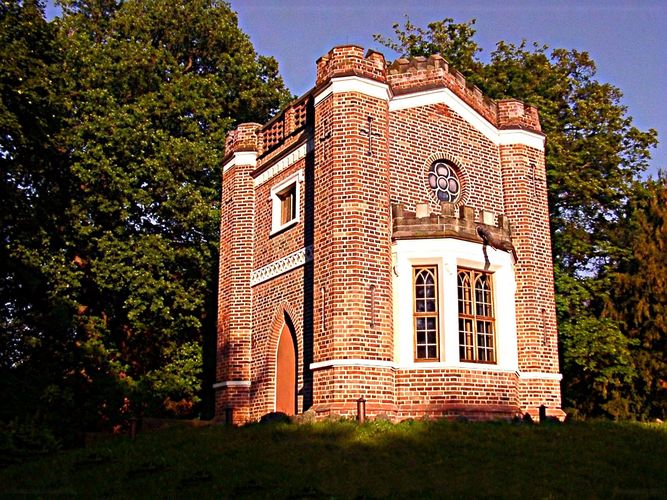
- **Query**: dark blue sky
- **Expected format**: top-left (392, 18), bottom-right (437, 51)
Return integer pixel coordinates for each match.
top-left (46, 0), bottom-right (665, 177)
top-left (231, 0), bottom-right (665, 178)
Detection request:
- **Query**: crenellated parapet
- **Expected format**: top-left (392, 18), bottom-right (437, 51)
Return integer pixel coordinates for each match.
top-left (224, 122), bottom-right (262, 157)
top-left (392, 201), bottom-right (514, 247)
top-left (497, 99), bottom-right (541, 131)
top-left (315, 45), bottom-right (387, 87)
top-left (387, 55), bottom-right (541, 133)
top-left (226, 46), bottom-right (543, 165)
top-left (225, 93), bottom-right (312, 162)
top-left (387, 55), bottom-right (497, 126)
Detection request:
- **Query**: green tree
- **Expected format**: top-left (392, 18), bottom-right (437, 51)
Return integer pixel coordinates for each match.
top-left (1, 0), bottom-right (73, 430)
top-left (607, 178), bottom-right (667, 419)
top-left (373, 16), bottom-right (483, 76)
top-left (374, 18), bottom-right (658, 418)
top-left (1, 0), bottom-right (290, 438)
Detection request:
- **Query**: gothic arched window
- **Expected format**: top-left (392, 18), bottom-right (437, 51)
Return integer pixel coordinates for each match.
top-left (413, 266), bottom-right (439, 360)
top-left (457, 268), bottom-right (496, 363)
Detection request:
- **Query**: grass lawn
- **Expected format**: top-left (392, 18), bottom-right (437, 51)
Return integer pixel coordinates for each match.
top-left (1, 419), bottom-right (665, 498)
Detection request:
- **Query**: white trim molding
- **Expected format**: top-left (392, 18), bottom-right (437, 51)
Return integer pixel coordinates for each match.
top-left (310, 359), bottom-right (395, 370)
top-left (254, 140), bottom-right (313, 187)
top-left (389, 88), bottom-right (545, 151)
top-left (498, 129), bottom-right (545, 150)
top-left (213, 380), bottom-right (252, 389)
top-left (251, 246), bottom-right (314, 287)
top-left (310, 359), bottom-right (522, 376)
top-left (223, 151), bottom-right (257, 173)
top-left (517, 371), bottom-right (563, 381)
top-left (270, 169), bottom-right (304, 235)
top-left (314, 76), bottom-right (391, 105)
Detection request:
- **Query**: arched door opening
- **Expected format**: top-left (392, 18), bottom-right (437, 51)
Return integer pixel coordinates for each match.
top-left (275, 319), bottom-right (297, 415)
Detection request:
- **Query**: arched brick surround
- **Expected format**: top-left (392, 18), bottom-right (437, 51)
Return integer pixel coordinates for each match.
top-left (264, 301), bottom-right (304, 413)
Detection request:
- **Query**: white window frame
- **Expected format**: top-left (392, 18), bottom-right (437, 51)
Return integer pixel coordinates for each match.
top-left (270, 170), bottom-right (303, 235)
top-left (392, 238), bottom-right (518, 372)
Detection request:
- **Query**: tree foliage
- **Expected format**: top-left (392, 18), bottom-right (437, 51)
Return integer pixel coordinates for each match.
top-left (606, 178), bottom-right (667, 419)
top-left (374, 18), bottom-right (660, 418)
top-left (1, 0), bottom-right (290, 439)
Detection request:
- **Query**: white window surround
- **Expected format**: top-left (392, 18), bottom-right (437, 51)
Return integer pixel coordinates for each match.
top-left (270, 170), bottom-right (304, 235)
top-left (392, 237), bottom-right (518, 372)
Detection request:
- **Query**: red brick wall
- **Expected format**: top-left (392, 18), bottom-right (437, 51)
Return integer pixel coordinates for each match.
top-left (215, 154), bottom-right (255, 421)
top-left (518, 378), bottom-right (563, 420)
top-left (250, 270), bottom-right (308, 419)
top-left (499, 144), bottom-right (560, 375)
top-left (389, 105), bottom-right (504, 215)
top-left (395, 369), bottom-right (520, 419)
top-left (253, 158), bottom-right (306, 269)
top-left (312, 365), bottom-right (396, 418)
top-left (316, 91), bottom-right (393, 361)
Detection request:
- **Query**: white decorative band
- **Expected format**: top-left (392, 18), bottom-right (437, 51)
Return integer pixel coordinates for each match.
top-left (251, 246), bottom-right (313, 287)
top-left (498, 129), bottom-right (545, 150)
top-left (254, 140), bottom-right (313, 187)
top-left (212, 380), bottom-right (252, 389)
top-left (223, 151), bottom-right (257, 173)
top-left (314, 76), bottom-right (391, 105)
top-left (389, 88), bottom-right (545, 151)
top-left (311, 359), bottom-right (518, 374)
top-left (517, 371), bottom-right (563, 381)
top-left (310, 359), bottom-right (395, 370)
top-left (309, 360), bottom-right (563, 382)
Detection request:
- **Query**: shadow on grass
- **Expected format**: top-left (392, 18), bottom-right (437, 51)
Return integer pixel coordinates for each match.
top-left (1, 419), bottom-right (666, 498)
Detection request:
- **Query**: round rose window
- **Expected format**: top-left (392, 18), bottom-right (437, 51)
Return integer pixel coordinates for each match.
top-left (428, 160), bottom-right (461, 202)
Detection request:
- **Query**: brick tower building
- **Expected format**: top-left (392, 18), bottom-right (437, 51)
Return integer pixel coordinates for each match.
top-left (215, 45), bottom-right (565, 423)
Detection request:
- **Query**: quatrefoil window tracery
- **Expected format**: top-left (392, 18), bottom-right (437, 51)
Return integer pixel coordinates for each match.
top-left (428, 160), bottom-right (461, 203)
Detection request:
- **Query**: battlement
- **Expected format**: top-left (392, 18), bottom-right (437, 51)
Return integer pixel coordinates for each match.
top-left (224, 122), bottom-right (262, 155)
top-left (496, 99), bottom-right (541, 131)
top-left (225, 94), bottom-right (312, 159)
top-left (316, 45), bottom-right (387, 87)
top-left (225, 46), bottom-right (543, 164)
top-left (392, 201), bottom-right (513, 244)
top-left (387, 55), bottom-right (540, 132)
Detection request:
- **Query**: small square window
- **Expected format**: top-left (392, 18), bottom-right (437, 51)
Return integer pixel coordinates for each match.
top-left (270, 170), bottom-right (302, 234)
top-left (278, 185), bottom-right (296, 226)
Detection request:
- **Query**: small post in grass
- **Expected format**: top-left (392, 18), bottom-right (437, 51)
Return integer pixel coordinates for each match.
top-left (225, 406), bottom-right (234, 426)
top-left (539, 405), bottom-right (546, 423)
top-left (356, 397), bottom-right (366, 423)
top-left (129, 417), bottom-right (138, 440)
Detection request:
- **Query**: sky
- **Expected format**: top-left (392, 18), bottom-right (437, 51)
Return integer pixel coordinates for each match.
top-left (45, 0), bottom-right (666, 177)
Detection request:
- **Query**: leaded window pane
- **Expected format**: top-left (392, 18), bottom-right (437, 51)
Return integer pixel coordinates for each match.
top-left (414, 266), bottom-right (439, 361)
top-left (457, 268), bottom-right (496, 364)
top-left (428, 160), bottom-right (461, 203)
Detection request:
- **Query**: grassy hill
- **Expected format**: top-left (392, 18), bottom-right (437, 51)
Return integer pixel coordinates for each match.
top-left (1, 418), bottom-right (666, 498)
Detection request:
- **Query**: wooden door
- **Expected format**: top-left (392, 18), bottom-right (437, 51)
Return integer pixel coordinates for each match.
top-left (275, 323), bottom-right (296, 415)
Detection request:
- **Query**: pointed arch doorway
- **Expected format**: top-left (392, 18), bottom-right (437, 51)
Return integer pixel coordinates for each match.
top-left (275, 320), bottom-right (297, 415)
